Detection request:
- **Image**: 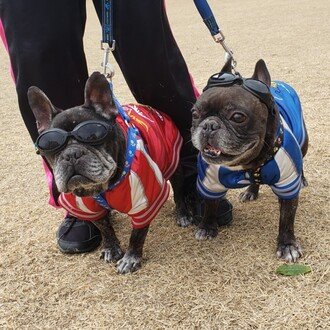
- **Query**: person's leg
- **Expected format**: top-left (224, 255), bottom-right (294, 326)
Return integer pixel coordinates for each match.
top-left (94, 0), bottom-right (198, 180)
top-left (0, 0), bottom-right (101, 251)
top-left (0, 0), bottom-right (89, 141)
top-left (93, 0), bottom-right (232, 223)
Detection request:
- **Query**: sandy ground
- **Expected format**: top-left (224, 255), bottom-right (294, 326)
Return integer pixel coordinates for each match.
top-left (0, 0), bottom-right (329, 328)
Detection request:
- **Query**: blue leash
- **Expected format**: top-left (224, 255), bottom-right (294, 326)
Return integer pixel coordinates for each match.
top-left (193, 0), bottom-right (237, 71)
top-left (193, 0), bottom-right (221, 36)
top-left (101, 0), bottom-right (114, 49)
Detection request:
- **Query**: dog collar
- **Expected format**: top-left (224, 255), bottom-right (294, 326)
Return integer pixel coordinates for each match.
top-left (250, 120), bottom-right (284, 185)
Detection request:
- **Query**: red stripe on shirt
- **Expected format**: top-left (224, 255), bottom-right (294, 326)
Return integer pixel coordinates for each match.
top-left (58, 194), bottom-right (107, 221)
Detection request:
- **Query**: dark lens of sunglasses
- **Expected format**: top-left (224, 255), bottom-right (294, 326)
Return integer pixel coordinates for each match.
top-left (76, 123), bottom-right (109, 142)
top-left (204, 72), bottom-right (240, 91)
top-left (38, 131), bottom-right (66, 151)
top-left (244, 79), bottom-right (269, 94)
top-left (217, 72), bottom-right (237, 83)
top-left (244, 79), bottom-right (273, 109)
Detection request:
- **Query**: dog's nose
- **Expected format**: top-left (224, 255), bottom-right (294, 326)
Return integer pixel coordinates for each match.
top-left (202, 120), bottom-right (220, 136)
top-left (61, 148), bottom-right (85, 162)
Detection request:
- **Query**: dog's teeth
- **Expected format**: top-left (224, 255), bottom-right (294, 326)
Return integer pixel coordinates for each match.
top-left (203, 146), bottom-right (221, 157)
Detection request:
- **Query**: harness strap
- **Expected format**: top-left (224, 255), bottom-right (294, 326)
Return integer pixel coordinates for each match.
top-left (250, 120), bottom-right (284, 185)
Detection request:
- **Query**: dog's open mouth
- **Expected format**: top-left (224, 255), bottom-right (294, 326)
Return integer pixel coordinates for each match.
top-left (203, 144), bottom-right (225, 158)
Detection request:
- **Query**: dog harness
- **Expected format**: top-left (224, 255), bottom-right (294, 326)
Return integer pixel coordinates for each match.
top-left (58, 104), bottom-right (182, 229)
top-left (197, 81), bottom-right (306, 200)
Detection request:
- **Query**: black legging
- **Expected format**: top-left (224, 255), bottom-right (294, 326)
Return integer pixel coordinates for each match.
top-left (0, 0), bottom-right (198, 185)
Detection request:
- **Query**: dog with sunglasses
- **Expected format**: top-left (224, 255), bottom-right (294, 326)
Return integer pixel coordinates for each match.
top-left (191, 59), bottom-right (308, 262)
top-left (28, 72), bottom-right (190, 273)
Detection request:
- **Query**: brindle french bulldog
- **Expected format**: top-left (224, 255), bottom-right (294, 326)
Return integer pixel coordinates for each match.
top-left (28, 72), bottom-right (191, 273)
top-left (191, 59), bottom-right (308, 262)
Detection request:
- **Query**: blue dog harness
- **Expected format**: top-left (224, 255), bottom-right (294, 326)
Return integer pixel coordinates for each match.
top-left (197, 81), bottom-right (306, 201)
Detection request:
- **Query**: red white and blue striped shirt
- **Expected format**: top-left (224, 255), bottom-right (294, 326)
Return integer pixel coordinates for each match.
top-left (58, 104), bottom-right (182, 228)
top-left (197, 81), bottom-right (306, 201)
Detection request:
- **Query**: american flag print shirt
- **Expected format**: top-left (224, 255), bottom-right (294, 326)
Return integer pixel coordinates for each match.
top-left (58, 104), bottom-right (183, 229)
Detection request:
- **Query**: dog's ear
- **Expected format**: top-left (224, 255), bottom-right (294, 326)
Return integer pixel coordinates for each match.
top-left (220, 58), bottom-right (233, 74)
top-left (28, 87), bottom-right (60, 133)
top-left (84, 72), bottom-right (117, 120)
top-left (252, 59), bottom-right (271, 87)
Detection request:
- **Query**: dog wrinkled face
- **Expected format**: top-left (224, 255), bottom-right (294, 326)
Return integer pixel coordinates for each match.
top-left (44, 109), bottom-right (118, 196)
top-left (191, 59), bottom-right (272, 167)
top-left (191, 88), bottom-right (268, 166)
top-left (28, 72), bottom-right (122, 197)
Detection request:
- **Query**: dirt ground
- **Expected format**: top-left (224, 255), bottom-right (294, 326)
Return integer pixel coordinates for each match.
top-left (0, 0), bottom-right (329, 328)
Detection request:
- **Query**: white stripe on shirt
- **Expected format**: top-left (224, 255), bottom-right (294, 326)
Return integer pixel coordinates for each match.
top-left (203, 164), bottom-right (227, 194)
top-left (128, 170), bottom-right (148, 215)
top-left (138, 140), bottom-right (164, 187)
top-left (274, 147), bottom-right (299, 187)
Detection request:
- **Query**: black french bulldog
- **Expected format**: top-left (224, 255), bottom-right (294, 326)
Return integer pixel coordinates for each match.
top-left (28, 72), bottom-right (192, 273)
top-left (191, 59), bottom-right (308, 262)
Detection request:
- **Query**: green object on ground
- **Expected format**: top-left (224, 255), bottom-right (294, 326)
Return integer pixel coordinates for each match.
top-left (276, 264), bottom-right (312, 276)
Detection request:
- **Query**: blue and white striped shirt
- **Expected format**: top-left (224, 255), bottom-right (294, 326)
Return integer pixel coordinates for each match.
top-left (197, 81), bottom-right (306, 201)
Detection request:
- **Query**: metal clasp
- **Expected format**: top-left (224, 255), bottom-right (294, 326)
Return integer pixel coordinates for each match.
top-left (101, 41), bottom-right (116, 80)
top-left (213, 30), bottom-right (237, 73)
top-left (101, 40), bottom-right (115, 51)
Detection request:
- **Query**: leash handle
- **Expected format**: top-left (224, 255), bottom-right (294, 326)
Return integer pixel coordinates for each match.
top-left (101, 0), bottom-right (115, 79)
top-left (101, 0), bottom-right (115, 49)
top-left (193, 0), bottom-right (237, 70)
top-left (194, 0), bottom-right (220, 36)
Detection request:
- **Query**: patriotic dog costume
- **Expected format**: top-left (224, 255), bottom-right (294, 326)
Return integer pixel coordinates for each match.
top-left (58, 104), bottom-right (182, 229)
top-left (197, 81), bottom-right (306, 200)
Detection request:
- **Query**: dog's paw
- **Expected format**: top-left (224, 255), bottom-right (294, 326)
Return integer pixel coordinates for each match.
top-left (176, 215), bottom-right (194, 227)
top-left (100, 245), bottom-right (123, 263)
top-left (302, 176), bottom-right (308, 187)
top-left (239, 189), bottom-right (258, 202)
top-left (277, 242), bottom-right (303, 262)
top-left (116, 254), bottom-right (142, 274)
top-left (195, 227), bottom-right (218, 240)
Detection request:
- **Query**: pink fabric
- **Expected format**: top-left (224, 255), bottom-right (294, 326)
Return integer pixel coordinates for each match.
top-left (189, 74), bottom-right (200, 98)
top-left (0, 20), bottom-right (14, 81)
top-left (42, 161), bottom-right (60, 208)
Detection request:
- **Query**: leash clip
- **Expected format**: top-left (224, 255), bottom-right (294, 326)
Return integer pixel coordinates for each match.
top-left (213, 30), bottom-right (237, 73)
top-left (101, 42), bottom-right (116, 80)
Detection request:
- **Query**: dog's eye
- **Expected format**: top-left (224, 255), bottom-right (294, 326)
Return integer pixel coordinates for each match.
top-left (230, 112), bottom-right (247, 123)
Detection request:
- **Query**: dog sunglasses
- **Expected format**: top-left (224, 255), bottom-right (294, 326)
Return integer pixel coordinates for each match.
top-left (35, 120), bottom-right (113, 155)
top-left (203, 72), bottom-right (275, 114)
